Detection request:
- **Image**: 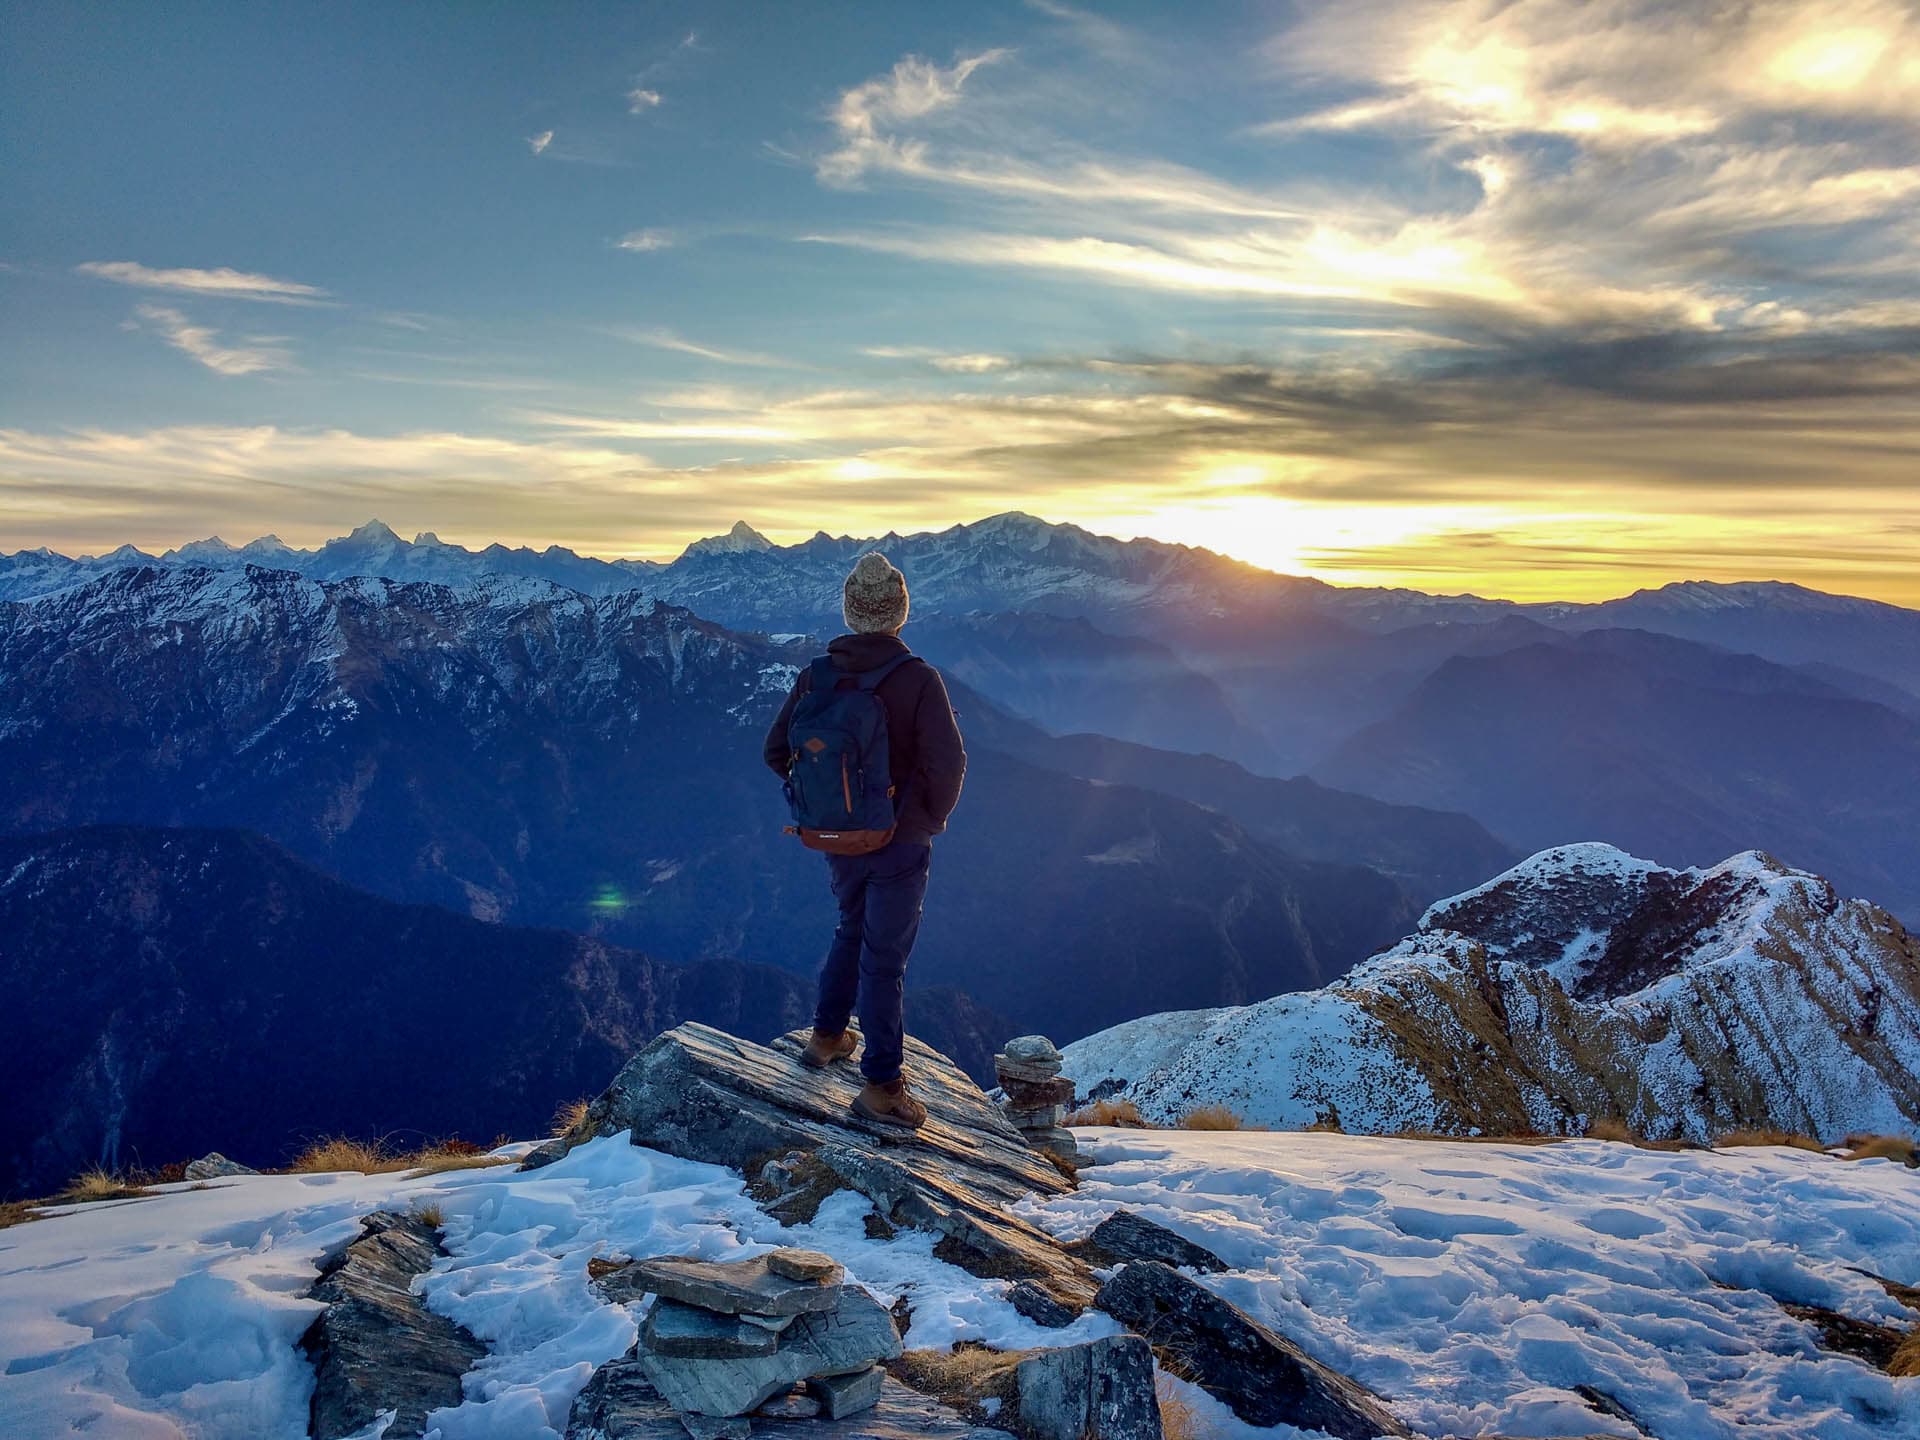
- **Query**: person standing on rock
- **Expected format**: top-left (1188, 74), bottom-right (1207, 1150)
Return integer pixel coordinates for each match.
top-left (763, 552), bottom-right (966, 1130)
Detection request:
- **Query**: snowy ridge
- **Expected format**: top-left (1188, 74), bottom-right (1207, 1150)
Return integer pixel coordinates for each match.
top-left (1064, 844), bottom-right (1920, 1142)
top-left (3, 1130), bottom-right (1915, 1439)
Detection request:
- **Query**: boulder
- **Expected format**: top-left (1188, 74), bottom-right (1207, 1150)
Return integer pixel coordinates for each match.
top-left (1007, 1281), bottom-right (1077, 1329)
top-left (604, 1252), bottom-right (844, 1317)
top-left (1094, 1262), bottom-right (1409, 1440)
top-left (299, 1211), bottom-right (486, 1440)
top-left (1067, 1212), bottom-right (1228, 1274)
top-left (637, 1283), bottom-right (904, 1416)
top-left (183, 1151), bottom-right (257, 1180)
top-left (643, 1300), bottom-right (784, 1359)
top-left (1003, 1103), bottom-right (1066, 1130)
top-left (568, 1361), bottom-right (1013, 1440)
top-left (1014, 1336), bottom-right (1161, 1440)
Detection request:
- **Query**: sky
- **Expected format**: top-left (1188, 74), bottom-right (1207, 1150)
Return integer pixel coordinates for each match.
top-left (3, 0), bottom-right (1919, 604)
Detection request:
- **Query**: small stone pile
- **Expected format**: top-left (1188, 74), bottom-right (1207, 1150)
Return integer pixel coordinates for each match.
top-left (995, 1035), bottom-right (1077, 1166)
top-left (597, 1248), bottom-right (902, 1438)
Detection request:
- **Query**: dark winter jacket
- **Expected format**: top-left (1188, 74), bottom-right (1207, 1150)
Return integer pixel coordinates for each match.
top-left (763, 633), bottom-right (967, 845)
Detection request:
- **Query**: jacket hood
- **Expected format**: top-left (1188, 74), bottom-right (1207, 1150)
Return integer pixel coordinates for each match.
top-left (827, 631), bottom-right (912, 673)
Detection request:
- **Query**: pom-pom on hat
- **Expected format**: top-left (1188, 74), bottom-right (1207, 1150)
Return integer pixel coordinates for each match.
top-left (843, 551), bottom-right (910, 634)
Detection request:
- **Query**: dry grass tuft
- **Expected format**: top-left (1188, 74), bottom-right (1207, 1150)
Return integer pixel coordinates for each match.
top-left (1892, 1330), bottom-right (1920, 1378)
top-left (1156, 1371), bottom-right (1209, 1440)
top-left (61, 1167), bottom-right (149, 1203)
top-left (1177, 1105), bottom-right (1249, 1132)
top-left (1586, 1118), bottom-right (1639, 1143)
top-left (1841, 1133), bottom-right (1918, 1166)
top-left (0, 1199), bottom-right (43, 1230)
top-left (288, 1136), bottom-right (400, 1174)
top-left (286, 1135), bottom-right (512, 1177)
top-left (553, 1097), bottom-right (593, 1139)
top-left (412, 1201), bottom-right (446, 1230)
top-left (1042, 1149), bottom-right (1078, 1181)
top-left (890, 1344), bottom-right (1024, 1415)
top-left (1066, 1097), bottom-right (1152, 1128)
top-left (1713, 1129), bottom-right (1825, 1153)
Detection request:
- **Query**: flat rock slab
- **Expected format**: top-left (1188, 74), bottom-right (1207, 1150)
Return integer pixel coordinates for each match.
top-left (300, 1211), bottom-right (486, 1440)
top-left (639, 1284), bottom-right (904, 1416)
top-left (1068, 1211), bottom-right (1228, 1274)
top-left (1095, 1261), bottom-right (1409, 1440)
top-left (569, 1361), bottom-right (1010, 1440)
top-left (610, 1253), bottom-right (844, 1317)
top-left (1015, 1336), bottom-right (1160, 1440)
top-left (644, 1299), bottom-right (784, 1358)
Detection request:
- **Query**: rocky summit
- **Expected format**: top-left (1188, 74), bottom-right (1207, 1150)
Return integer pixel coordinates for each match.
top-left (1064, 843), bottom-right (1920, 1141)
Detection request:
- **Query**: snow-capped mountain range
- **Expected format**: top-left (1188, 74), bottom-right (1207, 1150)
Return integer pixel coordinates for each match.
top-left (1063, 842), bottom-right (1920, 1144)
top-left (9, 512), bottom-right (1917, 681)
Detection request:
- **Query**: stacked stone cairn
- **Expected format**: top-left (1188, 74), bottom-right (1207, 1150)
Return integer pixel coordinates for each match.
top-left (600, 1247), bottom-right (902, 1438)
top-left (994, 1035), bottom-right (1077, 1166)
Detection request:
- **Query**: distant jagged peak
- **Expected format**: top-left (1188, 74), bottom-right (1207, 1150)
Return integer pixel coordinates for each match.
top-left (337, 519), bottom-right (403, 547)
top-left (164, 535), bottom-right (238, 561)
top-left (679, 519), bottom-right (774, 559)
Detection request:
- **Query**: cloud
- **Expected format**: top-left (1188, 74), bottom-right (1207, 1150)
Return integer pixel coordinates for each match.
top-left (819, 49), bottom-right (1010, 185)
top-left (75, 261), bottom-right (330, 306)
top-left (865, 347), bottom-right (1016, 373)
top-left (606, 327), bottom-right (790, 367)
top-left (628, 88), bottom-right (662, 112)
top-left (616, 229), bottom-right (674, 252)
top-left (133, 305), bottom-right (292, 376)
top-left (528, 130), bottom-right (554, 155)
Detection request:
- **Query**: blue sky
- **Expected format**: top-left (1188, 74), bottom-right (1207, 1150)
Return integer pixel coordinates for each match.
top-left (5, 0), bottom-right (1920, 601)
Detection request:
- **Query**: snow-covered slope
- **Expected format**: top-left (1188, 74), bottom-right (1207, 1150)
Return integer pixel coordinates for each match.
top-left (1064, 843), bottom-right (1920, 1142)
top-left (3, 1130), bottom-right (1914, 1440)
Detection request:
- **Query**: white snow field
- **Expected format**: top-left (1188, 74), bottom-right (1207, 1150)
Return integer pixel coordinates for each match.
top-left (1, 1130), bottom-right (1914, 1440)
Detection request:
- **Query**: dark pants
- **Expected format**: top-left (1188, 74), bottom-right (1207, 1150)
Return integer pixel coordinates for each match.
top-left (815, 839), bottom-right (931, 1084)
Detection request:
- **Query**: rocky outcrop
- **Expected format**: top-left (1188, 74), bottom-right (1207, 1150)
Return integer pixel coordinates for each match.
top-left (299, 1211), bottom-right (485, 1440)
top-left (531, 1024), bottom-right (1096, 1310)
top-left (1065, 844), bottom-right (1920, 1143)
top-left (1094, 1261), bottom-right (1408, 1440)
top-left (1065, 1212), bottom-right (1226, 1274)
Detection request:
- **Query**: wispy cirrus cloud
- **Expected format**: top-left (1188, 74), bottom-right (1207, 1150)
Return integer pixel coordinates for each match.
top-left (615, 229), bottom-right (674, 252)
top-left (76, 260), bottom-right (330, 306)
top-left (528, 130), bottom-right (554, 155)
top-left (133, 305), bottom-right (293, 376)
top-left (628, 88), bottom-right (662, 113)
top-left (606, 326), bottom-right (790, 368)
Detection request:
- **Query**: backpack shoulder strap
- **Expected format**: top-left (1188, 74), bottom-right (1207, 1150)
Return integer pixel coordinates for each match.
top-left (807, 655), bottom-right (839, 691)
top-left (853, 651), bottom-right (918, 692)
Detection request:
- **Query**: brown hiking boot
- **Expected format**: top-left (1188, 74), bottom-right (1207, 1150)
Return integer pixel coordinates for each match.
top-left (800, 1028), bottom-right (858, 1069)
top-left (852, 1077), bottom-right (928, 1130)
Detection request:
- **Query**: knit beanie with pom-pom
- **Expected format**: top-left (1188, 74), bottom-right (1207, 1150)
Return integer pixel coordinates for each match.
top-left (842, 551), bottom-right (910, 634)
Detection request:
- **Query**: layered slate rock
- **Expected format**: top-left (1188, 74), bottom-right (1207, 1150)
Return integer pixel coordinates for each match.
top-left (607, 1253), bottom-right (846, 1316)
top-left (567, 1361), bottom-right (1014, 1440)
top-left (1013, 1337), bottom-right (1161, 1440)
top-left (1066, 1212), bottom-right (1227, 1274)
top-left (638, 1285), bottom-right (903, 1417)
top-left (300, 1211), bottom-right (485, 1440)
top-left (1095, 1261), bottom-right (1409, 1440)
top-left (533, 1024), bottom-right (1094, 1309)
top-left (184, 1151), bottom-right (257, 1180)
